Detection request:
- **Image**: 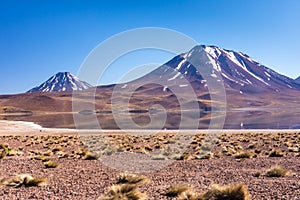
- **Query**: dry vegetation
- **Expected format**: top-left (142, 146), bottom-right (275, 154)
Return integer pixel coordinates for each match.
top-left (0, 131), bottom-right (299, 199)
top-left (79, 131), bottom-right (300, 161)
top-left (165, 183), bottom-right (250, 200)
top-left (98, 173), bottom-right (148, 200)
top-left (116, 173), bottom-right (149, 185)
top-left (44, 160), bottom-right (59, 168)
top-left (265, 165), bottom-right (289, 177)
top-left (84, 132), bottom-right (300, 160)
top-left (0, 174), bottom-right (47, 187)
top-left (165, 184), bottom-right (192, 197)
top-left (199, 183), bottom-right (250, 200)
top-left (0, 132), bottom-right (298, 159)
top-left (0, 131), bottom-right (299, 163)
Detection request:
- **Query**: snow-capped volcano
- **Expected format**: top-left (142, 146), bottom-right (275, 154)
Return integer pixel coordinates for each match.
top-left (26, 46), bottom-right (300, 95)
top-left (140, 45), bottom-right (300, 94)
top-left (27, 72), bottom-right (92, 92)
top-left (5, 45), bottom-right (300, 129)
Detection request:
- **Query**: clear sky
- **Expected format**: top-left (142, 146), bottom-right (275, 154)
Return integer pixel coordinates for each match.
top-left (1, 0), bottom-right (300, 94)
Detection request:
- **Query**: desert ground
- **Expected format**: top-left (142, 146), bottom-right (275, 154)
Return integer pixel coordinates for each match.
top-left (0, 120), bottom-right (299, 200)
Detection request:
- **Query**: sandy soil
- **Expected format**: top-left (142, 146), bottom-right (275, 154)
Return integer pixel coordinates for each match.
top-left (0, 120), bottom-right (299, 200)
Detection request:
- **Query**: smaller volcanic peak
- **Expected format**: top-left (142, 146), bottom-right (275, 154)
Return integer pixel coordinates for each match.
top-left (296, 76), bottom-right (300, 83)
top-left (27, 72), bottom-right (92, 93)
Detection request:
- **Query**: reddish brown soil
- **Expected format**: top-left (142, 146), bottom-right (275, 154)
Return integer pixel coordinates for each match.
top-left (0, 130), bottom-right (299, 200)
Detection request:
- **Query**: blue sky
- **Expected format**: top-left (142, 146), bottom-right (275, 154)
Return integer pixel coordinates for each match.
top-left (0, 0), bottom-right (300, 94)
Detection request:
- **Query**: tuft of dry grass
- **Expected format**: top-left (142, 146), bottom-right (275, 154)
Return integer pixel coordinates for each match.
top-left (98, 184), bottom-right (147, 200)
top-left (84, 151), bottom-right (99, 160)
top-left (98, 173), bottom-right (149, 200)
top-left (268, 150), bottom-right (284, 157)
top-left (0, 150), bottom-right (7, 159)
top-left (32, 155), bottom-right (50, 162)
top-left (25, 177), bottom-right (47, 187)
top-left (166, 184), bottom-right (191, 197)
top-left (75, 147), bottom-right (88, 157)
top-left (0, 143), bottom-right (9, 149)
top-left (116, 173), bottom-right (149, 185)
top-left (234, 151), bottom-right (254, 159)
top-left (266, 165), bottom-right (289, 177)
top-left (18, 146), bottom-right (25, 151)
top-left (44, 160), bottom-right (59, 168)
top-left (52, 146), bottom-right (63, 153)
top-left (42, 151), bottom-right (53, 156)
top-left (178, 189), bottom-right (201, 200)
top-left (0, 174), bottom-right (47, 187)
top-left (200, 183), bottom-right (250, 200)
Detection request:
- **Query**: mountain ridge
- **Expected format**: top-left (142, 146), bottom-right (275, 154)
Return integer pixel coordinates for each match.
top-left (128, 45), bottom-right (300, 96)
top-left (26, 45), bottom-right (300, 94)
top-left (2, 44), bottom-right (299, 129)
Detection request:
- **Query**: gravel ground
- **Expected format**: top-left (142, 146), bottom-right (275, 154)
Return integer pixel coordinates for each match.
top-left (0, 122), bottom-right (299, 200)
top-left (0, 157), bottom-right (299, 199)
top-left (0, 144), bottom-right (299, 199)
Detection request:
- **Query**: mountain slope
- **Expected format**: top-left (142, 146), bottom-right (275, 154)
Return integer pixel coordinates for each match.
top-left (2, 45), bottom-right (300, 129)
top-left (27, 72), bottom-right (92, 93)
top-left (296, 76), bottom-right (300, 83)
top-left (134, 45), bottom-right (300, 95)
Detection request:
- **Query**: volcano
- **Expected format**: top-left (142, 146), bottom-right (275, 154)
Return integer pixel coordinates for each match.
top-left (27, 72), bottom-right (92, 93)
